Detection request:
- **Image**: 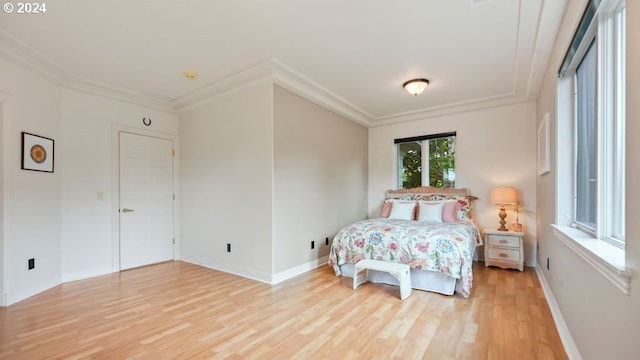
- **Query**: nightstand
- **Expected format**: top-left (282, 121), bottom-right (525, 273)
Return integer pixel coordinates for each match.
top-left (484, 229), bottom-right (524, 271)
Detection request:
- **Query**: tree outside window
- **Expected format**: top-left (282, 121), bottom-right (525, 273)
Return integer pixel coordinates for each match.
top-left (396, 133), bottom-right (456, 189)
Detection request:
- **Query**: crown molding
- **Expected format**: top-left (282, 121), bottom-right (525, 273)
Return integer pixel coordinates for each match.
top-left (369, 92), bottom-right (528, 127)
top-left (173, 58), bottom-right (375, 127)
top-left (0, 29), bottom-right (175, 114)
top-left (64, 76), bottom-right (176, 114)
top-left (174, 59), bottom-right (533, 127)
top-left (0, 29), bottom-right (75, 85)
top-left (269, 59), bottom-right (374, 127)
top-left (172, 61), bottom-right (274, 112)
top-left (1, 27), bottom-right (540, 127)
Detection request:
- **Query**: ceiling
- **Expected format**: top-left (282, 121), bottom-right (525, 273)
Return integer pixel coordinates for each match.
top-left (0, 0), bottom-right (566, 126)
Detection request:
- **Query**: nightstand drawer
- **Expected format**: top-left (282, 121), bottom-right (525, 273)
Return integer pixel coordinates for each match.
top-left (487, 234), bottom-right (520, 248)
top-left (487, 248), bottom-right (520, 261)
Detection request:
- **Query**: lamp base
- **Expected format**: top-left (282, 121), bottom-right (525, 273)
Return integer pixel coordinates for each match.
top-left (497, 207), bottom-right (508, 231)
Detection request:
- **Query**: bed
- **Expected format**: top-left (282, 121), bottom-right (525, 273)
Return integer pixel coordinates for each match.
top-left (328, 187), bottom-right (482, 298)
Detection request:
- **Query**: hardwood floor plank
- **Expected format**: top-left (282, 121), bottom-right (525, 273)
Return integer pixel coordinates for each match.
top-left (0, 261), bottom-right (568, 359)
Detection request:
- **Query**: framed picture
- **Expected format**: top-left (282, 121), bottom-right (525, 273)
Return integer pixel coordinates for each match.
top-left (21, 132), bottom-right (55, 173)
top-left (537, 113), bottom-right (550, 176)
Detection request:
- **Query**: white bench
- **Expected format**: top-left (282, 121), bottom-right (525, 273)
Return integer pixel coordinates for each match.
top-left (353, 259), bottom-right (411, 300)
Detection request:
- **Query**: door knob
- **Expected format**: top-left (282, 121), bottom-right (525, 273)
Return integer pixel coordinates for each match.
top-left (122, 208), bottom-right (135, 213)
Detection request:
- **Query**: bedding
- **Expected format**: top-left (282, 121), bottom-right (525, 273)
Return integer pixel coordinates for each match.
top-left (328, 186), bottom-right (482, 298)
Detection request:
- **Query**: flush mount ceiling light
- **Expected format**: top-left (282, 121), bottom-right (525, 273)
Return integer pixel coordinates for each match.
top-left (183, 70), bottom-right (198, 80)
top-left (403, 78), bottom-right (430, 96)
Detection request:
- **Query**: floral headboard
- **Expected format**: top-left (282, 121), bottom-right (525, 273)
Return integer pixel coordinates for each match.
top-left (384, 186), bottom-right (478, 219)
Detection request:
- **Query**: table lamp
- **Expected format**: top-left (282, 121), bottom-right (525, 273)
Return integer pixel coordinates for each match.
top-left (490, 186), bottom-right (517, 231)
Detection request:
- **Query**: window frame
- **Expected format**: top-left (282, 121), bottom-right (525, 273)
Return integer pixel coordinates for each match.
top-left (553, 0), bottom-right (628, 294)
top-left (394, 132), bottom-right (456, 190)
top-left (601, 4), bottom-right (626, 245)
top-left (573, 38), bottom-right (598, 234)
top-left (559, 0), bottom-right (625, 249)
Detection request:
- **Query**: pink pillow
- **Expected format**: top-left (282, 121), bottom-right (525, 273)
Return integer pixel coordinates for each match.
top-left (379, 202), bottom-right (392, 218)
top-left (442, 201), bottom-right (461, 222)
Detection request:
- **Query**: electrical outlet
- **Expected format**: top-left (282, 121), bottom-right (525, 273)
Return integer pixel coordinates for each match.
top-left (28, 258), bottom-right (35, 270)
top-left (325, 237), bottom-right (329, 246)
top-left (311, 240), bottom-right (315, 249)
top-left (226, 243), bottom-right (231, 253)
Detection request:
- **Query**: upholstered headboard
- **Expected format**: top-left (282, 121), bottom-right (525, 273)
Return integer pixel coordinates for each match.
top-left (385, 186), bottom-right (473, 200)
top-left (384, 186), bottom-right (478, 219)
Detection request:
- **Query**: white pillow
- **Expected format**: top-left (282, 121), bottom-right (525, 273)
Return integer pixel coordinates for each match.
top-left (417, 201), bottom-right (444, 223)
top-left (388, 201), bottom-right (416, 220)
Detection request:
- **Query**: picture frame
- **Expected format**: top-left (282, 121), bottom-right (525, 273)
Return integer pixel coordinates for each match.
top-left (21, 132), bottom-right (55, 173)
top-left (537, 113), bottom-right (550, 176)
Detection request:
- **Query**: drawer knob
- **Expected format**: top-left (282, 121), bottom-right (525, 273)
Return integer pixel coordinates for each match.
top-left (499, 239), bottom-right (508, 244)
top-left (499, 253), bottom-right (509, 258)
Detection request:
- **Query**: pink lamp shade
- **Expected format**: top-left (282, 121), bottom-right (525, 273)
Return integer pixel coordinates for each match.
top-left (490, 186), bottom-right (517, 205)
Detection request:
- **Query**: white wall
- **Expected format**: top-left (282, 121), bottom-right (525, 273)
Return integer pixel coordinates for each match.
top-left (0, 56), bottom-right (63, 305)
top-left (0, 54), bottom-right (180, 305)
top-left (273, 85), bottom-right (368, 273)
top-left (0, 101), bottom-right (4, 302)
top-left (535, 1), bottom-right (640, 359)
top-left (369, 102), bottom-right (538, 265)
top-left (60, 89), bottom-right (178, 282)
top-left (179, 83), bottom-right (274, 282)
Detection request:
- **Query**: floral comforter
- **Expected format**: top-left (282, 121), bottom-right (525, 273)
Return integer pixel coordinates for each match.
top-left (328, 218), bottom-right (482, 298)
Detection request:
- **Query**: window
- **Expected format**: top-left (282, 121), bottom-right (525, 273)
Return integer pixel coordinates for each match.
top-left (395, 132), bottom-right (456, 189)
top-left (557, 0), bottom-right (625, 248)
top-left (575, 40), bottom-right (597, 230)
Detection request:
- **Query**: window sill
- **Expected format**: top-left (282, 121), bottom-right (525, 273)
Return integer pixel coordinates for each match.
top-left (551, 224), bottom-right (631, 295)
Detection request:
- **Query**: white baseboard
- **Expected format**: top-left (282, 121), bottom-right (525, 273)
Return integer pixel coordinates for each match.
top-left (180, 256), bottom-right (273, 284)
top-left (535, 265), bottom-right (582, 360)
top-left (271, 256), bottom-right (329, 284)
top-left (3, 280), bottom-right (60, 307)
top-left (62, 268), bottom-right (112, 283)
top-left (180, 255), bottom-right (329, 285)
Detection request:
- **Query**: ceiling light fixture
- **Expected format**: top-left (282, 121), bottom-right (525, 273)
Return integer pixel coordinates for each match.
top-left (403, 78), bottom-right (430, 96)
top-left (183, 71), bottom-right (198, 80)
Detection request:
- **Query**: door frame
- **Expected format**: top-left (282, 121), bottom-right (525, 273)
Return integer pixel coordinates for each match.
top-left (111, 125), bottom-right (179, 272)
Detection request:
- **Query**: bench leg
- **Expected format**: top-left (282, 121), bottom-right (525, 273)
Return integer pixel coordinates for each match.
top-left (353, 267), bottom-right (368, 290)
top-left (399, 269), bottom-right (411, 300)
top-left (353, 264), bottom-right (411, 300)
top-left (388, 268), bottom-right (411, 300)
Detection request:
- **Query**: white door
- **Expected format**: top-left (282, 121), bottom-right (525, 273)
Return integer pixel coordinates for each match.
top-left (119, 132), bottom-right (174, 270)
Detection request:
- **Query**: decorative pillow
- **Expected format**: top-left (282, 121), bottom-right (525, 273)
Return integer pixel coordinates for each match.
top-left (379, 202), bottom-right (392, 218)
top-left (417, 201), bottom-right (444, 223)
top-left (452, 196), bottom-right (475, 220)
top-left (414, 200), bottom-right (445, 220)
top-left (388, 201), bottom-right (417, 220)
top-left (442, 200), bottom-right (461, 222)
top-left (421, 194), bottom-right (475, 220)
top-left (383, 190), bottom-right (477, 220)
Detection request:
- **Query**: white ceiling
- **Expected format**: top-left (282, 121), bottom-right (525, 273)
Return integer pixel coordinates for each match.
top-left (0, 0), bottom-right (566, 126)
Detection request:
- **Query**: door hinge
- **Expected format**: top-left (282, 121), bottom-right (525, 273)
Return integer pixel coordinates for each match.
top-left (172, 148), bottom-right (176, 157)
top-left (173, 194), bottom-right (176, 200)
top-left (173, 238), bottom-right (175, 244)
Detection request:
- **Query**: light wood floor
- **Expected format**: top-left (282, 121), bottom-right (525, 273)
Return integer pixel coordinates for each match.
top-left (0, 261), bottom-right (567, 359)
